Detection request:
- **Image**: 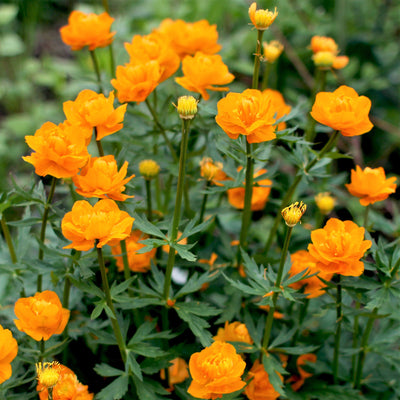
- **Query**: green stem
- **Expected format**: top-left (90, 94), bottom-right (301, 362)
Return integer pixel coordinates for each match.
top-left (199, 181), bottom-right (210, 224)
top-left (1, 215), bottom-right (17, 264)
top-left (389, 258), bottom-right (400, 284)
top-left (262, 226), bottom-right (293, 352)
top-left (363, 205), bottom-right (370, 229)
top-left (48, 387), bottom-right (54, 400)
top-left (261, 62), bottom-right (272, 90)
top-left (351, 299), bottom-right (361, 382)
top-left (252, 30), bottom-right (264, 90)
top-left (90, 50), bottom-right (103, 93)
top-left (353, 308), bottom-right (378, 389)
top-left (96, 244), bottom-right (127, 363)
top-left (291, 299), bottom-right (310, 347)
top-left (145, 99), bottom-right (178, 163)
top-left (145, 180), bottom-right (153, 222)
top-left (95, 128), bottom-right (105, 156)
top-left (37, 177), bottom-right (57, 291)
top-left (102, 0), bottom-right (110, 12)
top-left (333, 276), bottom-right (342, 384)
top-left (120, 239), bottom-right (131, 281)
top-left (163, 119), bottom-right (191, 300)
top-left (39, 339), bottom-right (45, 363)
top-left (263, 131), bottom-right (340, 254)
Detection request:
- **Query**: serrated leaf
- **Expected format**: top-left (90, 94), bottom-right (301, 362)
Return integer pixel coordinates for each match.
top-left (96, 374), bottom-right (129, 400)
top-left (94, 364), bottom-right (124, 377)
top-left (175, 272), bottom-right (217, 299)
top-left (129, 342), bottom-right (167, 358)
top-left (68, 276), bottom-right (104, 298)
top-left (132, 213), bottom-right (167, 239)
top-left (175, 301), bottom-right (220, 317)
top-left (276, 345), bottom-right (319, 355)
top-left (173, 243), bottom-right (197, 262)
top-left (180, 216), bottom-right (214, 240)
top-left (262, 354), bottom-right (286, 396)
top-left (91, 301), bottom-right (106, 320)
top-left (269, 327), bottom-right (296, 349)
top-left (126, 351), bottom-right (143, 381)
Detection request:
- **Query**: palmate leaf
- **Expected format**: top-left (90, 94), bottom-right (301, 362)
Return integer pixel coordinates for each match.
top-left (94, 364), bottom-right (124, 377)
top-left (132, 375), bottom-right (170, 400)
top-left (175, 271), bottom-right (218, 299)
top-left (222, 272), bottom-right (268, 297)
top-left (262, 353), bottom-right (287, 397)
top-left (96, 374), bottom-right (129, 400)
top-left (132, 213), bottom-right (167, 239)
top-left (179, 216), bottom-right (215, 241)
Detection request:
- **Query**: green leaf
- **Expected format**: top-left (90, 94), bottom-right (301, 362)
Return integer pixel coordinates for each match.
top-left (132, 376), bottom-right (170, 400)
top-left (175, 301), bottom-right (220, 317)
top-left (96, 374), bottom-right (129, 400)
top-left (91, 301), bottom-right (106, 320)
top-left (180, 216), bottom-right (214, 240)
top-left (175, 272), bottom-right (217, 299)
top-left (269, 327), bottom-right (296, 349)
top-left (68, 276), bottom-right (104, 298)
top-left (110, 277), bottom-right (136, 298)
top-left (262, 354), bottom-right (287, 397)
top-left (126, 351), bottom-right (143, 381)
top-left (173, 243), bottom-right (197, 262)
top-left (128, 342), bottom-right (167, 358)
top-left (276, 345), bottom-right (319, 355)
top-left (132, 213), bottom-right (167, 239)
top-left (94, 364), bottom-right (124, 377)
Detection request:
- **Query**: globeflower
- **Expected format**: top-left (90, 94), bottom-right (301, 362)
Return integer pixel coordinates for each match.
top-left (290, 353), bottom-right (317, 391)
top-left (160, 358), bottom-right (189, 390)
top-left (175, 52), bottom-right (234, 101)
top-left (155, 19), bottom-right (221, 59)
top-left (262, 89), bottom-right (291, 131)
top-left (73, 155), bottom-right (134, 201)
top-left (216, 89), bottom-right (277, 143)
top-left (345, 165), bottom-right (397, 206)
top-left (60, 10), bottom-right (115, 51)
top-left (310, 36), bottom-right (338, 55)
top-left (310, 85), bottom-right (373, 136)
top-left (248, 3), bottom-right (278, 30)
top-left (188, 341), bottom-right (246, 399)
top-left (262, 40), bottom-right (284, 63)
top-left (63, 90), bottom-right (127, 143)
top-left (308, 218), bottom-right (372, 276)
top-left (200, 157), bottom-right (226, 184)
top-left (23, 121), bottom-right (90, 179)
top-left (315, 192), bottom-right (335, 215)
top-left (213, 321), bottom-right (253, 345)
top-left (332, 55), bottom-right (349, 70)
top-left (61, 199), bottom-right (134, 251)
top-left (14, 291), bottom-right (70, 341)
top-left (111, 230), bottom-right (156, 273)
top-left (0, 324), bottom-right (18, 384)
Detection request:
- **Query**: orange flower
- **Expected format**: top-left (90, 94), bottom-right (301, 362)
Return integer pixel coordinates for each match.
top-left (291, 353), bottom-right (317, 391)
top-left (262, 41), bottom-right (284, 63)
top-left (14, 291), bottom-right (69, 341)
top-left (111, 61), bottom-right (162, 104)
top-left (175, 52), bottom-right (234, 101)
top-left (262, 89), bottom-right (291, 131)
top-left (23, 121), bottom-right (90, 179)
top-left (333, 55), bottom-right (349, 70)
top-left (63, 90), bottom-right (127, 143)
top-left (111, 230), bottom-right (156, 273)
top-left (0, 324), bottom-right (18, 384)
top-left (345, 165), bottom-right (397, 206)
top-left (248, 3), bottom-right (278, 30)
top-left (160, 358), bottom-right (189, 390)
top-left (288, 250), bottom-right (333, 298)
top-left (73, 155), bottom-right (134, 201)
top-left (228, 168), bottom-right (272, 211)
top-left (188, 341), bottom-right (246, 399)
top-left (310, 36), bottom-right (338, 55)
top-left (216, 89), bottom-right (277, 143)
top-left (310, 85), bottom-right (373, 136)
top-left (199, 253), bottom-right (218, 268)
top-left (200, 157), bottom-right (227, 185)
top-left (60, 10), bottom-right (115, 51)
top-left (259, 305), bottom-right (284, 319)
top-left (37, 364), bottom-right (94, 400)
top-left (61, 199), bottom-right (134, 251)
top-left (213, 321), bottom-right (253, 344)
top-left (308, 218), bottom-right (372, 276)
top-left (155, 19), bottom-right (221, 59)
top-left (244, 360), bottom-right (281, 400)
top-left (124, 33), bottom-right (180, 83)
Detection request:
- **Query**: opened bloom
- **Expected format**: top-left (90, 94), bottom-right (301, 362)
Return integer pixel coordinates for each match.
top-left (345, 165), bottom-right (397, 206)
top-left (216, 89), bottom-right (277, 143)
top-left (23, 121), bottom-right (90, 178)
top-left (73, 155), bottom-right (134, 201)
top-left (213, 321), bottom-right (253, 345)
top-left (290, 353), bottom-right (317, 391)
top-left (310, 36), bottom-right (338, 55)
top-left (0, 324), bottom-right (18, 384)
top-left (175, 52), bottom-right (234, 101)
top-left (60, 11), bottom-right (115, 51)
top-left (160, 358), bottom-right (189, 390)
top-left (262, 89), bottom-right (291, 131)
top-left (36, 362), bottom-right (61, 390)
top-left (188, 341), bottom-right (246, 399)
top-left (14, 291), bottom-right (69, 341)
top-left (61, 199), bottom-right (134, 251)
top-left (111, 230), bottom-right (156, 273)
top-left (244, 360), bottom-right (281, 400)
top-left (288, 250), bottom-right (333, 298)
top-left (63, 90), bottom-right (127, 143)
top-left (308, 218), bottom-right (372, 276)
top-left (200, 158), bottom-right (226, 184)
top-left (310, 85), bottom-right (373, 136)
top-left (155, 19), bottom-right (221, 59)
top-left (248, 3), bottom-right (278, 30)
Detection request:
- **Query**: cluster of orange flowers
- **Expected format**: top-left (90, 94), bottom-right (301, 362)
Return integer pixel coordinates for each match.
top-left (310, 35), bottom-right (349, 70)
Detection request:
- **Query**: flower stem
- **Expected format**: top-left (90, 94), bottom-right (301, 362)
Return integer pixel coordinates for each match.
top-left (37, 177), bottom-right (57, 292)
top-left (95, 127), bottom-right (105, 156)
top-left (89, 50), bottom-right (103, 93)
top-left (351, 299), bottom-right (361, 382)
top-left (333, 275), bottom-right (342, 384)
top-left (1, 215), bottom-right (17, 264)
top-left (261, 62), bottom-right (271, 90)
top-left (120, 239), bottom-right (131, 281)
top-left (145, 179), bottom-right (153, 222)
top-left (48, 388), bottom-right (54, 400)
top-left (252, 30), bottom-right (264, 90)
top-left (198, 181), bottom-right (210, 224)
top-left (262, 226), bottom-right (293, 352)
top-left (39, 339), bottom-right (45, 363)
top-left (163, 119), bottom-right (191, 301)
top-left (96, 244), bottom-right (127, 363)
top-left (363, 205), bottom-right (370, 230)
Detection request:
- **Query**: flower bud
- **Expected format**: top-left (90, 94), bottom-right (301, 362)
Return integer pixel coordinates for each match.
top-left (312, 51), bottom-right (335, 68)
top-left (315, 192), bottom-right (335, 215)
top-left (175, 95), bottom-right (198, 119)
top-left (263, 40), bottom-right (284, 63)
top-left (281, 201), bottom-right (306, 227)
top-left (139, 159), bottom-right (160, 180)
top-left (36, 362), bottom-right (60, 389)
top-left (200, 157), bottom-right (223, 181)
top-left (332, 55), bottom-right (349, 70)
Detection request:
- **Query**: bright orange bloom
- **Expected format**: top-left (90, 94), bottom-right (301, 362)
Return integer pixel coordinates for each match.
top-left (244, 360), bottom-right (281, 400)
top-left (310, 85), bottom-right (373, 136)
top-left (160, 358), bottom-right (189, 390)
top-left (23, 121), bottom-right (90, 179)
top-left (291, 353), bottom-right (317, 391)
top-left (263, 41), bottom-right (284, 63)
top-left (248, 3), bottom-right (278, 31)
top-left (333, 55), bottom-right (349, 70)
top-left (216, 89), bottom-right (277, 143)
top-left (310, 36), bottom-right (338, 55)
top-left (111, 230), bottom-right (156, 273)
top-left (200, 157), bottom-right (226, 183)
top-left (228, 168), bottom-right (272, 211)
top-left (37, 364), bottom-right (94, 400)
top-left (63, 90), bottom-right (127, 143)
top-left (0, 324), bottom-right (18, 384)
top-left (345, 165), bottom-right (397, 206)
top-left (188, 341), bottom-right (246, 399)
top-left (111, 61), bottom-right (162, 104)
top-left (262, 89), bottom-right (291, 131)
top-left (14, 291), bottom-right (69, 341)
top-left (175, 52), bottom-right (234, 101)
top-left (124, 33), bottom-right (180, 83)
top-left (288, 250), bottom-right (333, 298)
top-left (60, 10), bottom-right (115, 51)
top-left (155, 19), bottom-right (221, 59)
top-left (61, 199), bottom-right (134, 251)
top-left (73, 155), bottom-right (134, 201)
top-left (213, 321), bottom-right (253, 345)
top-left (308, 218), bottom-right (372, 276)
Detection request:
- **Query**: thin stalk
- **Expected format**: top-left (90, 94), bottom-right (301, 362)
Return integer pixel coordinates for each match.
top-left (120, 239), bottom-right (131, 281)
top-left (389, 258), bottom-right (400, 284)
top-left (262, 226), bottom-right (293, 351)
top-left (261, 62), bottom-right (272, 90)
top-left (1, 215), bottom-right (17, 264)
top-left (89, 50), bottom-right (103, 93)
top-left (48, 387), bottom-right (54, 400)
top-left (102, 0), bottom-right (110, 13)
top-left (108, 45), bottom-right (115, 77)
top-left (263, 131), bottom-right (340, 254)
top-left (145, 180), bottom-right (153, 222)
top-left (37, 177), bottom-right (57, 291)
top-left (363, 205), bottom-right (370, 229)
top-left (163, 119), bottom-right (191, 300)
top-left (291, 299), bottom-right (310, 347)
top-left (353, 308), bottom-right (378, 389)
top-left (95, 127), bottom-right (105, 157)
top-left (252, 30), bottom-right (264, 90)
top-left (351, 299), bottom-right (361, 382)
top-left (199, 181), bottom-right (211, 224)
top-left (332, 276), bottom-right (342, 384)
top-left (96, 244), bottom-right (127, 363)
top-left (39, 339), bottom-right (45, 363)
